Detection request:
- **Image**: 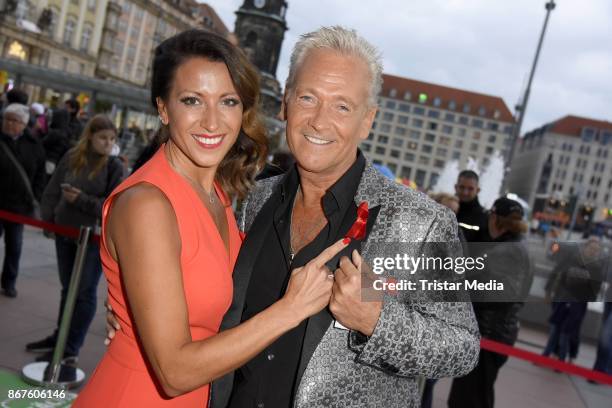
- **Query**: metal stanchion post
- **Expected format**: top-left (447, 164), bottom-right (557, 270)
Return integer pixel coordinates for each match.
top-left (22, 226), bottom-right (91, 389)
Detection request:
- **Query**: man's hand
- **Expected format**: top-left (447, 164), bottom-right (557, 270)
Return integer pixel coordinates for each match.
top-left (330, 250), bottom-right (382, 336)
top-left (104, 300), bottom-right (121, 346)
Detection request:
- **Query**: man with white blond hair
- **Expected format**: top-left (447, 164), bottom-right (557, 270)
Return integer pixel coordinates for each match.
top-left (0, 103), bottom-right (46, 298)
top-left (211, 26), bottom-right (479, 407)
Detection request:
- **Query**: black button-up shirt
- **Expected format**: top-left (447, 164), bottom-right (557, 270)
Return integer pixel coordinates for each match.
top-left (228, 151), bottom-right (366, 408)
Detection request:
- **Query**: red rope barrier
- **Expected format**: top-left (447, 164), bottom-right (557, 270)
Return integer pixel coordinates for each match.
top-left (0, 209), bottom-right (99, 243)
top-left (481, 338), bottom-right (612, 385)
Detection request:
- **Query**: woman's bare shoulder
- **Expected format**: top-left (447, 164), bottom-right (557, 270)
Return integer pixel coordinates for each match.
top-left (109, 182), bottom-right (176, 232)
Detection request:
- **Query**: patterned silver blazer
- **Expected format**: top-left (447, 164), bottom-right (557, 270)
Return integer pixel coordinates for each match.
top-left (211, 161), bottom-right (480, 408)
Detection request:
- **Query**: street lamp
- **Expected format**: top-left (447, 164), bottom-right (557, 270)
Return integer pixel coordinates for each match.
top-left (503, 0), bottom-right (556, 191)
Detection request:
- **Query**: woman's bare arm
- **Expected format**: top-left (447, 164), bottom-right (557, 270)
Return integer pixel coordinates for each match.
top-left (107, 184), bottom-right (344, 397)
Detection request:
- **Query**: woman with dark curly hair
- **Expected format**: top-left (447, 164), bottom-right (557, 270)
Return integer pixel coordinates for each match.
top-left (74, 30), bottom-right (346, 407)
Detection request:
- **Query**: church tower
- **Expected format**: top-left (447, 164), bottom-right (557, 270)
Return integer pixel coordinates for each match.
top-left (234, 0), bottom-right (288, 147)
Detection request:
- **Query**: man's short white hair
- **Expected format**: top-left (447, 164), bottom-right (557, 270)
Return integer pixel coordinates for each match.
top-left (285, 26), bottom-right (383, 107)
top-left (3, 103), bottom-right (30, 125)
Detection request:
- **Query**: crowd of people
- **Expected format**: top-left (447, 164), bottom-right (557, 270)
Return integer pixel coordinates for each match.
top-left (0, 25), bottom-right (610, 407)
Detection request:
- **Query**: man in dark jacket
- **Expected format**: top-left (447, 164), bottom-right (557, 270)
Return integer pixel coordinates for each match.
top-left (449, 197), bottom-right (532, 408)
top-left (455, 170), bottom-right (490, 242)
top-left (42, 109), bottom-right (72, 175)
top-left (64, 99), bottom-right (84, 142)
top-left (0, 104), bottom-right (46, 298)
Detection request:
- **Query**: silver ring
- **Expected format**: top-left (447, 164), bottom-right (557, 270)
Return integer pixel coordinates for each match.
top-left (327, 274), bottom-right (335, 280)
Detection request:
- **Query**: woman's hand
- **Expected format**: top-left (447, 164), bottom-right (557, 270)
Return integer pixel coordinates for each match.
top-left (282, 239), bottom-right (349, 322)
top-left (61, 185), bottom-right (82, 203)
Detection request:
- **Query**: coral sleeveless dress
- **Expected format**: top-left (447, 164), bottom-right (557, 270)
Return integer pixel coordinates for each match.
top-left (74, 146), bottom-right (240, 407)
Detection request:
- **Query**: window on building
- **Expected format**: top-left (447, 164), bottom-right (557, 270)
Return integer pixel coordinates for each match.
top-left (395, 127), bottom-right (407, 136)
top-left (409, 131), bottom-right (420, 140)
top-left (415, 169), bottom-right (427, 187)
top-left (442, 125), bottom-right (453, 134)
top-left (400, 166), bottom-right (412, 178)
top-left (367, 133), bottom-right (374, 141)
top-left (398, 103), bottom-right (410, 112)
top-left (398, 115), bottom-right (409, 124)
top-left (503, 125), bottom-right (513, 134)
top-left (412, 118), bottom-right (423, 128)
top-left (455, 140), bottom-right (463, 148)
top-left (434, 159), bottom-right (445, 169)
top-left (385, 100), bottom-right (396, 110)
top-left (444, 113), bottom-right (455, 122)
top-left (462, 103), bottom-right (471, 113)
top-left (380, 124), bottom-right (391, 133)
top-left (80, 25), bottom-right (92, 51)
top-left (485, 146), bottom-right (494, 155)
top-left (439, 136), bottom-right (451, 146)
top-left (457, 128), bottom-right (466, 137)
top-left (378, 135), bottom-right (389, 144)
top-left (433, 97), bottom-right (441, 107)
top-left (493, 109), bottom-right (501, 119)
top-left (63, 17), bottom-right (77, 46)
top-left (473, 131), bottom-right (481, 140)
top-left (472, 119), bottom-right (484, 128)
top-left (436, 148), bottom-right (448, 157)
top-left (419, 156), bottom-right (430, 165)
top-left (392, 138), bottom-right (403, 147)
top-left (425, 133), bottom-right (436, 142)
top-left (452, 151), bottom-right (461, 160)
top-left (459, 116), bottom-right (469, 125)
top-left (448, 100), bottom-right (457, 110)
top-left (403, 91), bottom-right (411, 101)
top-left (407, 142), bottom-right (418, 150)
top-left (413, 106), bottom-right (425, 116)
top-left (361, 143), bottom-right (371, 152)
top-left (373, 159), bottom-right (382, 165)
top-left (428, 110), bottom-right (440, 118)
top-left (390, 149), bottom-right (400, 159)
top-left (375, 146), bottom-right (386, 155)
top-left (389, 88), bottom-right (397, 98)
top-left (470, 143), bottom-right (478, 152)
top-left (383, 112), bottom-right (394, 122)
top-left (488, 134), bottom-right (497, 143)
top-left (478, 106), bottom-right (486, 116)
top-left (488, 122), bottom-right (499, 131)
top-left (404, 153), bottom-right (415, 162)
top-left (422, 144), bottom-right (433, 154)
top-left (428, 122), bottom-right (438, 131)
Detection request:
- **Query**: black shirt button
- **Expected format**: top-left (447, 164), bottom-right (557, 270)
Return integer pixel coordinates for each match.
top-left (267, 353), bottom-right (275, 361)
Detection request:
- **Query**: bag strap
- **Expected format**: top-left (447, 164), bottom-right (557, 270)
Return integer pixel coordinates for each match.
top-left (0, 139), bottom-right (38, 205)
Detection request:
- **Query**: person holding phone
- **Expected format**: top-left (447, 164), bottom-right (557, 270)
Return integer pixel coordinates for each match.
top-left (25, 115), bottom-right (125, 380)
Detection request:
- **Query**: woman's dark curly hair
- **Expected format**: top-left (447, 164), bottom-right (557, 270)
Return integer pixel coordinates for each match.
top-left (151, 29), bottom-right (268, 200)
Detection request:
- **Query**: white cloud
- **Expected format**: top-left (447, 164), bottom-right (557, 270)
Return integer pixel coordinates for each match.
top-left (204, 0), bottom-right (612, 132)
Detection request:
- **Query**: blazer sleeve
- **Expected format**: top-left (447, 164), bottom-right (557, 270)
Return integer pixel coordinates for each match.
top-left (348, 208), bottom-right (481, 378)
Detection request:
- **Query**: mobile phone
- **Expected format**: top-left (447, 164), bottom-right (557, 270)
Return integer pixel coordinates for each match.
top-left (60, 183), bottom-right (72, 190)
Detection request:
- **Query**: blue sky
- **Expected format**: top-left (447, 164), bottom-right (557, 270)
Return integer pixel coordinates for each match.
top-left (204, 0), bottom-right (612, 133)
